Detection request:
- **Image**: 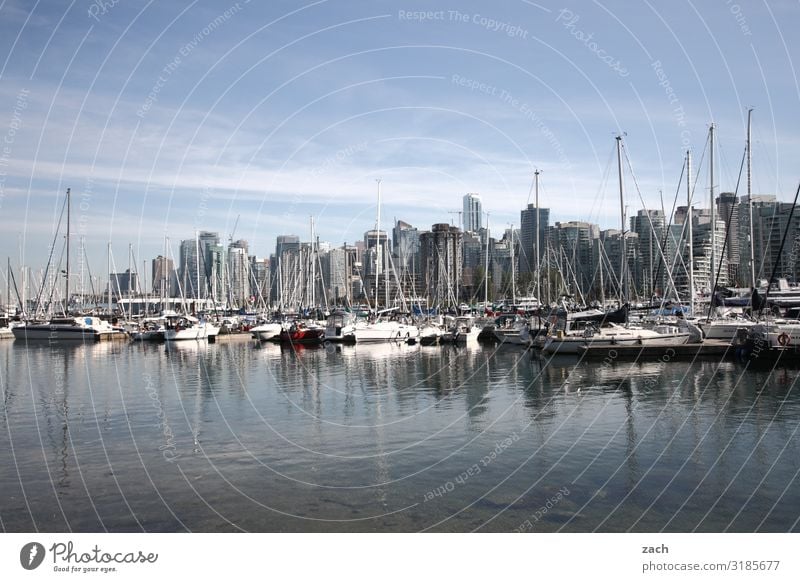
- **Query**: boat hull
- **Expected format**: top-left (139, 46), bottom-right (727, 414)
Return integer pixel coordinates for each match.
top-left (353, 323), bottom-right (419, 343)
top-left (543, 332), bottom-right (692, 354)
top-left (251, 323), bottom-right (283, 341)
top-left (279, 328), bottom-right (325, 344)
top-left (164, 323), bottom-right (219, 341)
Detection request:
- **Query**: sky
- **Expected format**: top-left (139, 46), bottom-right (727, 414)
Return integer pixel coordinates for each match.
top-left (0, 0), bottom-right (798, 276)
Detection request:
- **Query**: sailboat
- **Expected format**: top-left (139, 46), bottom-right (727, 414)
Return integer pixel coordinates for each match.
top-left (352, 180), bottom-right (419, 343)
top-left (13, 188), bottom-right (123, 341)
top-left (543, 137), bottom-right (691, 354)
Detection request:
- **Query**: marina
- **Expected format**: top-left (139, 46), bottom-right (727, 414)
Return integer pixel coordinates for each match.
top-left (1, 1), bottom-right (800, 556)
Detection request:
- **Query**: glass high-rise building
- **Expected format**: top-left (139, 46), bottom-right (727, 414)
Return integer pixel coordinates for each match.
top-left (463, 193), bottom-right (482, 233)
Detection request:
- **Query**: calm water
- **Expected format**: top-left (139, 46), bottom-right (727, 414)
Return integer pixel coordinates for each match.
top-left (0, 338), bottom-right (798, 532)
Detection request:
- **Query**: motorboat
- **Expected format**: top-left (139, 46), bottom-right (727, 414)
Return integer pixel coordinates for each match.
top-left (163, 314), bottom-right (220, 341)
top-left (12, 316), bottom-right (122, 341)
top-left (250, 322), bottom-right (283, 342)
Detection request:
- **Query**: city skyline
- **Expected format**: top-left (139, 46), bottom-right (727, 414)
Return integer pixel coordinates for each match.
top-left (0, 1), bottom-right (798, 270)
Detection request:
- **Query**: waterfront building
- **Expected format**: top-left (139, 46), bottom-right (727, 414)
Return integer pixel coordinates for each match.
top-left (550, 221), bottom-right (599, 301)
top-left (599, 229), bottom-right (639, 302)
top-left (151, 255), bottom-right (175, 297)
top-left (716, 192), bottom-right (740, 284)
top-left (227, 240), bottom-right (250, 308)
top-left (419, 223), bottom-right (463, 309)
top-left (107, 270), bottom-right (139, 299)
top-left (462, 193), bottom-right (482, 233)
top-left (739, 195), bottom-right (800, 283)
top-left (249, 256), bottom-right (270, 307)
top-left (630, 209), bottom-right (666, 298)
top-left (519, 203), bottom-right (549, 277)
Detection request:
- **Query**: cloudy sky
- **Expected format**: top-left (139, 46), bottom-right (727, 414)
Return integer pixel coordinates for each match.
top-left (0, 0), bottom-right (798, 274)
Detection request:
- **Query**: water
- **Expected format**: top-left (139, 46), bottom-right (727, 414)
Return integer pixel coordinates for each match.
top-left (1, 338), bottom-right (799, 532)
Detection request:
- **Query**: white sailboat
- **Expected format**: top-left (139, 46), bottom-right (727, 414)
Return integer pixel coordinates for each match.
top-left (543, 137), bottom-right (691, 354)
top-left (352, 180), bottom-right (419, 343)
top-left (13, 188), bottom-right (124, 342)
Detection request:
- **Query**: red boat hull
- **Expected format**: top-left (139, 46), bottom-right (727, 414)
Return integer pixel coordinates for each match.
top-left (278, 328), bottom-right (324, 344)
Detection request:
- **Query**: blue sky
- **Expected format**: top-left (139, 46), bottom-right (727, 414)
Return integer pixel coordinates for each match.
top-left (0, 0), bottom-right (798, 274)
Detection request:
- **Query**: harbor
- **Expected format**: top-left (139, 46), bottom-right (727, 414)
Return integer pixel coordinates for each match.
top-left (2, 1), bottom-right (800, 557)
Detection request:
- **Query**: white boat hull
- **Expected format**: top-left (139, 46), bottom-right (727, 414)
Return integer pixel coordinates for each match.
top-left (543, 331), bottom-right (691, 354)
top-left (164, 322), bottom-right (219, 341)
top-left (251, 323), bottom-right (283, 341)
top-left (353, 322), bottom-right (419, 343)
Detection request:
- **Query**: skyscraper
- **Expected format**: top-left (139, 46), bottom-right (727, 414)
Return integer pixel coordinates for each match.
top-left (519, 203), bottom-right (550, 276)
top-left (419, 223), bottom-right (463, 307)
top-left (463, 193), bottom-right (482, 233)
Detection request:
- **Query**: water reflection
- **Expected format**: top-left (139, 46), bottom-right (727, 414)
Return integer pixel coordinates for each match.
top-left (1, 339), bottom-right (799, 532)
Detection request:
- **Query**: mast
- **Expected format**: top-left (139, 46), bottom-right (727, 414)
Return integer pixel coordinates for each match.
top-left (374, 178), bottom-right (381, 312)
top-left (195, 231), bottom-right (200, 314)
top-left (509, 224), bottom-right (516, 304)
top-left (616, 135), bottom-right (627, 306)
top-left (709, 124), bottom-right (717, 299)
top-left (484, 212), bottom-right (490, 309)
top-left (747, 108), bottom-right (756, 288)
top-left (65, 188), bottom-right (70, 314)
top-left (107, 242), bottom-right (111, 316)
top-left (127, 243), bottom-right (132, 315)
top-left (534, 169), bottom-right (541, 304)
top-left (310, 216), bottom-right (316, 308)
top-left (687, 149), bottom-right (695, 314)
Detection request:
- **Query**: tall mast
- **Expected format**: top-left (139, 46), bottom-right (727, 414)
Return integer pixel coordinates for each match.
top-left (65, 188), bottom-right (70, 314)
top-left (616, 135), bottom-right (627, 305)
top-left (127, 243), bottom-right (132, 314)
top-left (310, 216), bottom-right (315, 307)
top-left (195, 231), bottom-right (200, 314)
top-left (374, 178), bottom-right (381, 312)
top-left (107, 242), bottom-right (111, 316)
top-left (534, 169), bottom-right (541, 304)
top-left (747, 108), bottom-right (756, 288)
top-left (687, 150), bottom-right (695, 314)
top-left (484, 212), bottom-right (490, 309)
top-left (709, 124), bottom-right (716, 296)
top-left (509, 224), bottom-right (516, 304)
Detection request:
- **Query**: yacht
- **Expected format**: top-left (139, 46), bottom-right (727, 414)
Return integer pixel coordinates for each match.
top-left (543, 322), bottom-right (691, 354)
top-left (353, 318), bottom-right (419, 343)
top-left (250, 321), bottom-right (283, 342)
top-left (12, 316), bottom-right (121, 341)
top-left (323, 310), bottom-right (357, 343)
top-left (163, 315), bottom-right (219, 341)
top-left (443, 315), bottom-right (481, 345)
